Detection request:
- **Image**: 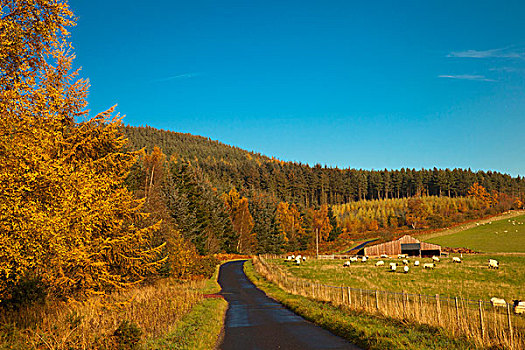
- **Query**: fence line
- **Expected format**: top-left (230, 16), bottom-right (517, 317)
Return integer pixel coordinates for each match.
top-left (254, 255), bottom-right (524, 350)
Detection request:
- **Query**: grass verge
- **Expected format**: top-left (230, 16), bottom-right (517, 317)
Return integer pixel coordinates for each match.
top-left (143, 263), bottom-right (227, 350)
top-left (244, 260), bottom-right (478, 350)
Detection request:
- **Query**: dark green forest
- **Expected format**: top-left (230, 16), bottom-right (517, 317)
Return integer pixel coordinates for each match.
top-left (124, 125), bottom-right (525, 207)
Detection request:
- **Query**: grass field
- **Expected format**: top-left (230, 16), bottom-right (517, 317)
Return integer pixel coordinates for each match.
top-left (424, 215), bottom-right (525, 253)
top-left (270, 254), bottom-right (525, 301)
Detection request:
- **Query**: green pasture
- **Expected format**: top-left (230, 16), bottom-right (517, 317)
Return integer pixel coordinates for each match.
top-left (271, 254), bottom-right (525, 301)
top-left (426, 215), bottom-right (525, 253)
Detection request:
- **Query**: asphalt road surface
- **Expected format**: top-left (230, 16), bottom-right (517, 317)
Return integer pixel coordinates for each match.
top-left (218, 260), bottom-right (361, 350)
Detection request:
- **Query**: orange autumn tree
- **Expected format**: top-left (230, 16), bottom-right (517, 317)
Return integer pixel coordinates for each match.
top-left (222, 188), bottom-right (255, 253)
top-left (468, 183), bottom-right (498, 209)
top-left (275, 202), bottom-right (305, 249)
top-left (311, 204), bottom-right (332, 242)
top-left (0, 0), bottom-right (164, 302)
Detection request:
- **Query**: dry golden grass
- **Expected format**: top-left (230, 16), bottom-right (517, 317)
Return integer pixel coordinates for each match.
top-left (0, 278), bottom-right (205, 349)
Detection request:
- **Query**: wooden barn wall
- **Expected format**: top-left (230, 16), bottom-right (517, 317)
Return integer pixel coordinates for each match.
top-left (364, 235), bottom-right (441, 256)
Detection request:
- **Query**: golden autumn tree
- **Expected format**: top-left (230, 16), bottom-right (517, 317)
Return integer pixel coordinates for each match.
top-left (311, 205), bottom-right (332, 242)
top-left (0, 0), bottom-right (165, 302)
top-left (468, 183), bottom-right (498, 209)
top-left (275, 202), bottom-right (305, 249)
top-left (222, 188), bottom-right (255, 253)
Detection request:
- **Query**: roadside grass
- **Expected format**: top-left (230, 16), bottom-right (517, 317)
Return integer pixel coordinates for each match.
top-left (143, 263), bottom-right (227, 350)
top-left (425, 215), bottom-right (525, 253)
top-left (244, 261), bottom-right (477, 350)
top-left (270, 254), bottom-right (524, 301)
top-left (0, 264), bottom-right (227, 350)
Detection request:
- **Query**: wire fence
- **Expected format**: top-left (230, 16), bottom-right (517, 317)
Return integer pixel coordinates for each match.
top-left (254, 255), bottom-right (525, 350)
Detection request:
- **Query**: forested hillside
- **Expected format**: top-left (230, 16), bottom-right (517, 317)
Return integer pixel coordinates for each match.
top-left (124, 125), bottom-right (525, 207)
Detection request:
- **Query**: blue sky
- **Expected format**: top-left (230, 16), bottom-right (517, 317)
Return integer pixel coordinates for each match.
top-left (69, 0), bottom-right (525, 176)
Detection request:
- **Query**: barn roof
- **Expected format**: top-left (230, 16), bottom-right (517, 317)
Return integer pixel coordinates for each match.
top-left (363, 234), bottom-right (441, 255)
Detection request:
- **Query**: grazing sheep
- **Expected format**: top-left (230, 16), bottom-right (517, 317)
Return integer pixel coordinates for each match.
top-left (350, 256), bottom-right (358, 262)
top-left (361, 256), bottom-right (368, 263)
top-left (414, 260), bottom-right (420, 266)
top-left (302, 256), bottom-right (306, 261)
top-left (291, 255), bottom-right (295, 259)
top-left (380, 254), bottom-right (389, 258)
top-left (398, 254), bottom-right (407, 259)
top-left (390, 263), bottom-right (397, 272)
top-left (452, 257), bottom-right (462, 263)
top-left (513, 300), bottom-right (525, 314)
top-left (296, 255), bottom-right (302, 260)
top-left (488, 259), bottom-right (499, 269)
top-left (375, 260), bottom-right (385, 266)
top-left (432, 256), bottom-right (440, 263)
top-left (295, 258), bottom-right (301, 265)
top-left (343, 261), bottom-right (351, 267)
top-left (423, 263), bottom-right (435, 269)
top-left (490, 297), bottom-right (506, 308)
top-left (403, 266), bottom-right (409, 273)
top-left (286, 256), bottom-right (292, 261)
top-left (402, 259), bottom-right (409, 265)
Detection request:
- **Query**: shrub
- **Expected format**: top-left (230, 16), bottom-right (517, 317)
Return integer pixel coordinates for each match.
top-left (114, 320), bottom-right (142, 350)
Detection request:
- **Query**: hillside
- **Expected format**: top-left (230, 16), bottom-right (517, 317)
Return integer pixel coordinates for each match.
top-left (123, 125), bottom-right (525, 208)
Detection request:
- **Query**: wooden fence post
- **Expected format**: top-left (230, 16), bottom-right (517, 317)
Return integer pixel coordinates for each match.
top-left (341, 287), bottom-right (345, 304)
top-left (375, 290), bottom-right (379, 311)
top-left (436, 294), bottom-right (441, 327)
top-left (479, 300), bottom-right (485, 340)
top-left (419, 294), bottom-right (423, 320)
top-left (454, 297), bottom-right (460, 328)
top-left (347, 287), bottom-right (352, 307)
top-left (507, 303), bottom-right (513, 348)
top-left (402, 291), bottom-right (407, 318)
top-left (359, 289), bottom-right (363, 309)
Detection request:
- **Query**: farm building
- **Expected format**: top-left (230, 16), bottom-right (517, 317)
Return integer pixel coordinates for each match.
top-left (358, 235), bottom-right (442, 257)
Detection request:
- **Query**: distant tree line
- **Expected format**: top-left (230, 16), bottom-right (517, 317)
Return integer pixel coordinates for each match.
top-left (124, 125), bottom-right (525, 207)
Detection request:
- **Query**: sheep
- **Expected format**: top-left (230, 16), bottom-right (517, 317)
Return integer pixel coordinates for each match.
top-left (343, 261), bottom-right (351, 267)
top-left (296, 255), bottom-right (302, 260)
top-left (302, 256), bottom-right (306, 261)
top-left (295, 258), bottom-right (301, 265)
top-left (375, 260), bottom-right (385, 267)
top-left (380, 254), bottom-right (389, 258)
top-left (361, 256), bottom-right (368, 263)
top-left (291, 255), bottom-right (295, 260)
top-left (414, 260), bottom-right (420, 266)
top-left (286, 256), bottom-right (292, 261)
top-left (452, 257), bottom-right (462, 263)
top-left (432, 256), bottom-right (440, 263)
top-left (403, 266), bottom-right (409, 273)
top-left (390, 263), bottom-right (397, 272)
top-left (490, 297), bottom-right (506, 308)
top-left (398, 254), bottom-right (407, 259)
top-left (402, 259), bottom-right (409, 265)
top-left (488, 259), bottom-right (499, 269)
top-left (350, 256), bottom-right (359, 262)
top-left (513, 300), bottom-right (525, 314)
top-left (423, 263), bottom-right (435, 269)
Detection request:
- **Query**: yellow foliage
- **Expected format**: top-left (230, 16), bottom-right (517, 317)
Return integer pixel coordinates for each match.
top-left (0, 0), bottom-right (164, 301)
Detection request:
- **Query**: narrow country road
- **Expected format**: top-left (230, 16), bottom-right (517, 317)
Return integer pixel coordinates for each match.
top-left (218, 260), bottom-right (361, 350)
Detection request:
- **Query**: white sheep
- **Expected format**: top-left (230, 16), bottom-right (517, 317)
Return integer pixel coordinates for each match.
top-left (423, 263), bottom-right (435, 269)
top-left (402, 259), bottom-right (409, 265)
top-left (361, 256), bottom-right (368, 263)
top-left (302, 256), bottom-right (306, 261)
top-left (375, 260), bottom-right (385, 266)
top-left (295, 258), bottom-right (301, 265)
top-left (403, 265), bottom-right (409, 273)
top-left (398, 254), bottom-right (407, 259)
top-left (390, 263), bottom-right (397, 272)
top-left (380, 254), bottom-right (389, 258)
top-left (513, 300), bottom-right (525, 314)
top-left (350, 256), bottom-right (358, 262)
top-left (343, 261), bottom-right (351, 267)
top-left (286, 256), bottom-right (292, 261)
top-left (414, 260), bottom-right (420, 266)
top-left (488, 259), bottom-right (499, 269)
top-left (452, 257), bottom-right (462, 263)
top-left (432, 256), bottom-right (440, 263)
top-left (490, 297), bottom-right (506, 308)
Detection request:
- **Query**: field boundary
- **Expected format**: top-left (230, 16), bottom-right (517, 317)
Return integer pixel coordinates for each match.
top-left (255, 255), bottom-right (524, 350)
top-left (418, 210), bottom-right (525, 241)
